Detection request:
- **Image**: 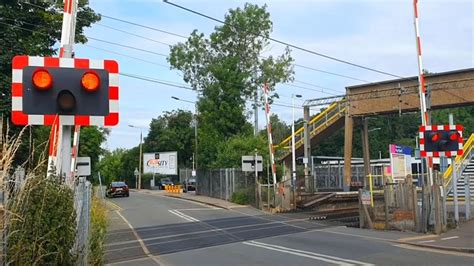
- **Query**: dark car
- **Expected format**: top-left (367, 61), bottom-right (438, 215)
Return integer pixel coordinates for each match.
top-left (106, 181), bottom-right (129, 198)
top-left (183, 178), bottom-right (196, 192)
top-left (158, 178), bottom-right (174, 190)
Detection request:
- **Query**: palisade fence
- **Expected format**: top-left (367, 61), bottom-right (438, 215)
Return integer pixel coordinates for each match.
top-left (193, 168), bottom-right (257, 206)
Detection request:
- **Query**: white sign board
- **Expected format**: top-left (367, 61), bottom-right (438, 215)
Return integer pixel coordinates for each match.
top-left (143, 152), bottom-right (178, 175)
top-left (76, 157), bottom-right (91, 176)
top-left (389, 144), bottom-right (413, 181)
top-left (361, 190), bottom-right (371, 206)
top-left (242, 155), bottom-right (263, 172)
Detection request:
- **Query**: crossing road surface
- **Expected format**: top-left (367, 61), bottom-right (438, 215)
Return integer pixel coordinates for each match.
top-left (105, 192), bottom-right (474, 265)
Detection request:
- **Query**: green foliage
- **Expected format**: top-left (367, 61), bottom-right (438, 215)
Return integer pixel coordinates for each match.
top-left (97, 149), bottom-right (126, 185)
top-left (145, 110), bottom-right (195, 168)
top-left (268, 114), bottom-right (291, 144)
top-left (313, 107), bottom-right (474, 159)
top-left (168, 3), bottom-right (294, 168)
top-left (213, 134), bottom-right (269, 168)
top-left (0, 0), bottom-right (102, 167)
top-left (89, 193), bottom-right (108, 266)
top-left (230, 190), bottom-right (250, 205)
top-left (79, 127), bottom-right (109, 173)
top-left (6, 175), bottom-right (77, 264)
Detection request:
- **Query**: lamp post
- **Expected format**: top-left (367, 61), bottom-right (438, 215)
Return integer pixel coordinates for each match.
top-left (292, 94), bottom-right (302, 188)
top-left (171, 96), bottom-right (198, 174)
top-left (129, 125), bottom-right (143, 190)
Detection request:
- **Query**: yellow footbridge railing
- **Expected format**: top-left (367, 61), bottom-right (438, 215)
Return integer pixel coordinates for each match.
top-left (443, 133), bottom-right (474, 189)
top-left (165, 185), bottom-right (182, 194)
top-left (275, 100), bottom-right (347, 158)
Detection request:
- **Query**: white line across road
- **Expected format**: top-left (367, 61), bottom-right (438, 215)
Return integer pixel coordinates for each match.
top-left (243, 241), bottom-right (374, 266)
top-left (441, 236), bottom-right (459, 241)
top-left (168, 209), bottom-right (200, 222)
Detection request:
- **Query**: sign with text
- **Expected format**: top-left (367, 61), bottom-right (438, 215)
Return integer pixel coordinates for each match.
top-left (143, 152), bottom-right (178, 175)
top-left (389, 144), bottom-right (413, 181)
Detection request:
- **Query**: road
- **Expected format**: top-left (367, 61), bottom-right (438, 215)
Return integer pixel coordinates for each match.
top-left (105, 191), bottom-right (473, 265)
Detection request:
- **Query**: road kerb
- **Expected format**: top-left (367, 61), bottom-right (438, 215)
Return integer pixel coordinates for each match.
top-left (394, 241), bottom-right (474, 254)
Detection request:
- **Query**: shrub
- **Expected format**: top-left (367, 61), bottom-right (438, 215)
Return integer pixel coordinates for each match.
top-left (88, 193), bottom-right (108, 265)
top-left (230, 190), bottom-right (250, 205)
top-left (6, 175), bottom-right (77, 265)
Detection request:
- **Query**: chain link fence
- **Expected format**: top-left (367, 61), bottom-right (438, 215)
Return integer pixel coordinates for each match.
top-left (73, 177), bottom-right (92, 265)
top-left (195, 168), bottom-right (256, 206)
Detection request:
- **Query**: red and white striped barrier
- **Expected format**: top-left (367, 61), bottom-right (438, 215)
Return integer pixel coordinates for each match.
top-left (419, 125), bottom-right (464, 157)
top-left (262, 83), bottom-right (277, 185)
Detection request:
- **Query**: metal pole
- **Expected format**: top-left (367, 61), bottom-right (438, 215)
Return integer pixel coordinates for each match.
top-left (449, 114), bottom-right (459, 225)
top-left (138, 130), bottom-right (143, 190)
top-left (291, 95), bottom-right (297, 188)
top-left (254, 89), bottom-right (258, 136)
top-left (255, 149), bottom-right (258, 208)
top-left (194, 103), bottom-right (198, 173)
top-left (56, 0), bottom-right (79, 182)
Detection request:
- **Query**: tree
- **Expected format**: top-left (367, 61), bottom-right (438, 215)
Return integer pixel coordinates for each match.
top-left (0, 1), bottom-right (103, 167)
top-left (144, 110), bottom-right (195, 168)
top-left (168, 3), bottom-right (294, 168)
top-left (97, 149), bottom-right (126, 185)
top-left (79, 127), bottom-right (109, 173)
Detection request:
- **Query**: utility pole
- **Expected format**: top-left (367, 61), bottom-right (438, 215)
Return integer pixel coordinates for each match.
top-left (291, 94), bottom-right (302, 189)
top-left (254, 89), bottom-right (259, 136)
top-left (449, 114), bottom-right (459, 226)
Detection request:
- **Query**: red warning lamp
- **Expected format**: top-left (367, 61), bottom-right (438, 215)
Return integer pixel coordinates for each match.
top-left (81, 72), bottom-right (100, 92)
top-left (32, 69), bottom-right (52, 90)
top-left (430, 132), bottom-right (441, 142)
top-left (449, 132), bottom-right (460, 141)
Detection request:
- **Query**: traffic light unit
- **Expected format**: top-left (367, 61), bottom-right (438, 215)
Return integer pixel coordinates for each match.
top-left (11, 56), bottom-right (119, 126)
top-left (419, 125), bottom-right (464, 157)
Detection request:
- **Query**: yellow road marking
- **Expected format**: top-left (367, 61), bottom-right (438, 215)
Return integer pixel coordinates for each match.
top-left (114, 210), bottom-right (160, 264)
top-left (398, 234), bottom-right (438, 242)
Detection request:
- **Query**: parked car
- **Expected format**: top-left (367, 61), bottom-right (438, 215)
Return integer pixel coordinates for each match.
top-left (106, 181), bottom-right (129, 198)
top-left (183, 178), bottom-right (196, 192)
top-left (158, 178), bottom-right (174, 190)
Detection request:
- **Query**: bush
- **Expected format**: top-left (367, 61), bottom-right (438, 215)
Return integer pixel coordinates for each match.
top-left (89, 192), bottom-right (108, 265)
top-left (6, 175), bottom-right (77, 264)
top-left (230, 190), bottom-right (250, 205)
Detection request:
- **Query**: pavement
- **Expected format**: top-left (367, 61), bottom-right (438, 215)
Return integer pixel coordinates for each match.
top-left (138, 189), bottom-right (245, 210)
top-left (104, 190), bottom-right (474, 265)
top-left (397, 219), bottom-right (474, 253)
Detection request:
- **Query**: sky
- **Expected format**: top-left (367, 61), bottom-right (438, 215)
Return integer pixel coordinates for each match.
top-left (72, 0), bottom-right (473, 150)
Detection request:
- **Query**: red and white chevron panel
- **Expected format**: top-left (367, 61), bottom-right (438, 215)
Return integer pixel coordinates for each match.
top-left (419, 124), bottom-right (464, 157)
top-left (11, 55), bottom-right (119, 126)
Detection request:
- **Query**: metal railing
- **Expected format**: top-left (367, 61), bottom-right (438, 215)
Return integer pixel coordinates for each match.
top-left (443, 133), bottom-right (474, 193)
top-left (275, 100), bottom-right (347, 157)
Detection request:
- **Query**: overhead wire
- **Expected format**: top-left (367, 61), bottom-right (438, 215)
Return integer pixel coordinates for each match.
top-left (162, 0), bottom-right (404, 78)
top-left (21, 1), bottom-right (371, 84)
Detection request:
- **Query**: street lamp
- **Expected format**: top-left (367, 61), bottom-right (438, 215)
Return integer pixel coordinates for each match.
top-left (292, 94), bottom-right (302, 188)
top-left (171, 96), bottom-right (198, 176)
top-left (129, 124), bottom-right (143, 190)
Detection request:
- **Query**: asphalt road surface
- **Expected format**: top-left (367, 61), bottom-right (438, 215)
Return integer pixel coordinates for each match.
top-left (105, 192), bottom-right (473, 266)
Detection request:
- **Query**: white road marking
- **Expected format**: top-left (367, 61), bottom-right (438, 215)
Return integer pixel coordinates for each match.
top-left (441, 236), bottom-right (459, 241)
top-left (176, 207), bottom-right (220, 211)
top-left (114, 210), bottom-right (160, 265)
top-left (168, 209), bottom-right (200, 222)
top-left (418, 240), bottom-right (436, 244)
top-left (243, 240), bottom-right (373, 265)
top-left (393, 244), bottom-right (474, 258)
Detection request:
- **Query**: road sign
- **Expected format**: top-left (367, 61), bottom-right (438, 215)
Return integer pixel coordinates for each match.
top-left (419, 125), bottom-right (463, 157)
top-left (76, 157), bottom-right (91, 176)
top-left (11, 55), bottom-right (119, 126)
top-left (242, 155), bottom-right (263, 172)
top-left (192, 170), bottom-right (196, 177)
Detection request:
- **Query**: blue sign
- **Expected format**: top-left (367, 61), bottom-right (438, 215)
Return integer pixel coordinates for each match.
top-left (389, 144), bottom-right (413, 155)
